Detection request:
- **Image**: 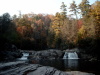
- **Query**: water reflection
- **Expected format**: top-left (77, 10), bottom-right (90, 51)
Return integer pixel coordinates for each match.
top-left (32, 59), bottom-right (64, 70)
top-left (30, 59), bottom-right (79, 71)
top-left (29, 59), bottom-right (100, 74)
top-left (64, 59), bottom-right (78, 70)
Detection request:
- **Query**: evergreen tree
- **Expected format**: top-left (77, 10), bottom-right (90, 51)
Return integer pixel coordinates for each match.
top-left (79, 0), bottom-right (90, 17)
top-left (69, 1), bottom-right (78, 19)
top-left (60, 2), bottom-right (67, 19)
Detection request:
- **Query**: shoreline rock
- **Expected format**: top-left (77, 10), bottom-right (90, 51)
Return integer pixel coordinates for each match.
top-left (0, 61), bottom-right (95, 75)
top-left (28, 49), bottom-right (64, 60)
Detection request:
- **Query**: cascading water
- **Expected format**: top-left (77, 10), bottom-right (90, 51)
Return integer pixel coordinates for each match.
top-left (63, 52), bottom-right (79, 59)
top-left (18, 53), bottom-right (29, 60)
top-left (68, 52), bottom-right (79, 59)
top-left (63, 52), bottom-right (68, 59)
top-left (63, 52), bottom-right (79, 70)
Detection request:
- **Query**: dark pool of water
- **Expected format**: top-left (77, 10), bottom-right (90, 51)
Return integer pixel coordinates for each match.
top-left (29, 59), bottom-right (100, 75)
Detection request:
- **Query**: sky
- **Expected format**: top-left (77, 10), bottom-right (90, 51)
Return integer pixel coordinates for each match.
top-left (0, 0), bottom-right (98, 16)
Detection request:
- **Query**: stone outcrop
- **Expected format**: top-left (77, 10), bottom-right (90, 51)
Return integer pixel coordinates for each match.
top-left (28, 49), bottom-right (64, 60)
top-left (0, 61), bottom-right (95, 75)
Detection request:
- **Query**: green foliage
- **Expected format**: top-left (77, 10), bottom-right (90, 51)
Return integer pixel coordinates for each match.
top-left (0, 13), bottom-right (11, 34)
top-left (79, 0), bottom-right (90, 17)
top-left (69, 1), bottom-right (78, 19)
top-left (60, 2), bottom-right (67, 17)
top-left (0, 13), bottom-right (19, 50)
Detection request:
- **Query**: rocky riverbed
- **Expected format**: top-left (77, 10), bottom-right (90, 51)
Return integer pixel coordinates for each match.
top-left (0, 49), bottom-right (98, 75)
top-left (28, 49), bottom-right (64, 60)
top-left (0, 61), bottom-right (95, 75)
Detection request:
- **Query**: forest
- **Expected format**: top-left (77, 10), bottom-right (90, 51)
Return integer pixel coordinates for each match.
top-left (0, 0), bottom-right (100, 59)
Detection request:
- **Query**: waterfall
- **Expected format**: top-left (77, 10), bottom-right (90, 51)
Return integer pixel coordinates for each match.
top-left (22, 53), bottom-right (29, 57)
top-left (68, 52), bottom-right (78, 59)
top-left (63, 52), bottom-right (68, 59)
top-left (17, 53), bottom-right (29, 60)
top-left (63, 52), bottom-right (79, 59)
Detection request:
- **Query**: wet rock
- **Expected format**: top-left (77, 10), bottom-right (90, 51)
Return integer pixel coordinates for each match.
top-left (67, 71), bottom-right (95, 75)
top-left (0, 62), bottom-right (41, 75)
top-left (27, 66), bottom-right (71, 75)
top-left (29, 49), bottom-right (64, 60)
top-left (0, 61), bottom-right (95, 75)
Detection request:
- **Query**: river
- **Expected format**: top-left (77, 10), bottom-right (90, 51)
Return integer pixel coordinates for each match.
top-left (19, 53), bottom-right (100, 75)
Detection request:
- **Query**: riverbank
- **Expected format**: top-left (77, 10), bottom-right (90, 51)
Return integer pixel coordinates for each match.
top-left (0, 61), bottom-right (95, 75)
top-left (0, 49), bottom-right (99, 75)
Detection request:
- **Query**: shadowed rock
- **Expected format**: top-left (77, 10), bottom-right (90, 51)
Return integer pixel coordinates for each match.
top-left (28, 49), bottom-right (64, 60)
top-left (0, 61), bottom-right (95, 75)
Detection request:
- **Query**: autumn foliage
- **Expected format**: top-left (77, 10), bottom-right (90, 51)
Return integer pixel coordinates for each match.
top-left (0, 1), bottom-right (100, 58)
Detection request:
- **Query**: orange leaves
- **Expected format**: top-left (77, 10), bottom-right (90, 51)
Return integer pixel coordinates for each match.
top-left (35, 19), bottom-right (44, 26)
top-left (17, 26), bottom-right (32, 37)
top-left (17, 27), bottom-right (23, 35)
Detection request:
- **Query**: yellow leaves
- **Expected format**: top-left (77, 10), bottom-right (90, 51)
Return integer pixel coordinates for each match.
top-left (55, 29), bottom-right (61, 37)
top-left (78, 25), bottom-right (86, 39)
top-left (90, 1), bottom-right (100, 38)
top-left (54, 17), bottom-right (61, 21)
top-left (54, 29), bottom-right (60, 32)
top-left (79, 25), bottom-right (85, 34)
top-left (51, 25), bottom-right (55, 28)
top-left (51, 13), bottom-right (62, 36)
top-left (51, 12), bottom-right (66, 39)
top-left (52, 25), bottom-right (56, 28)
top-left (91, 1), bottom-right (100, 20)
